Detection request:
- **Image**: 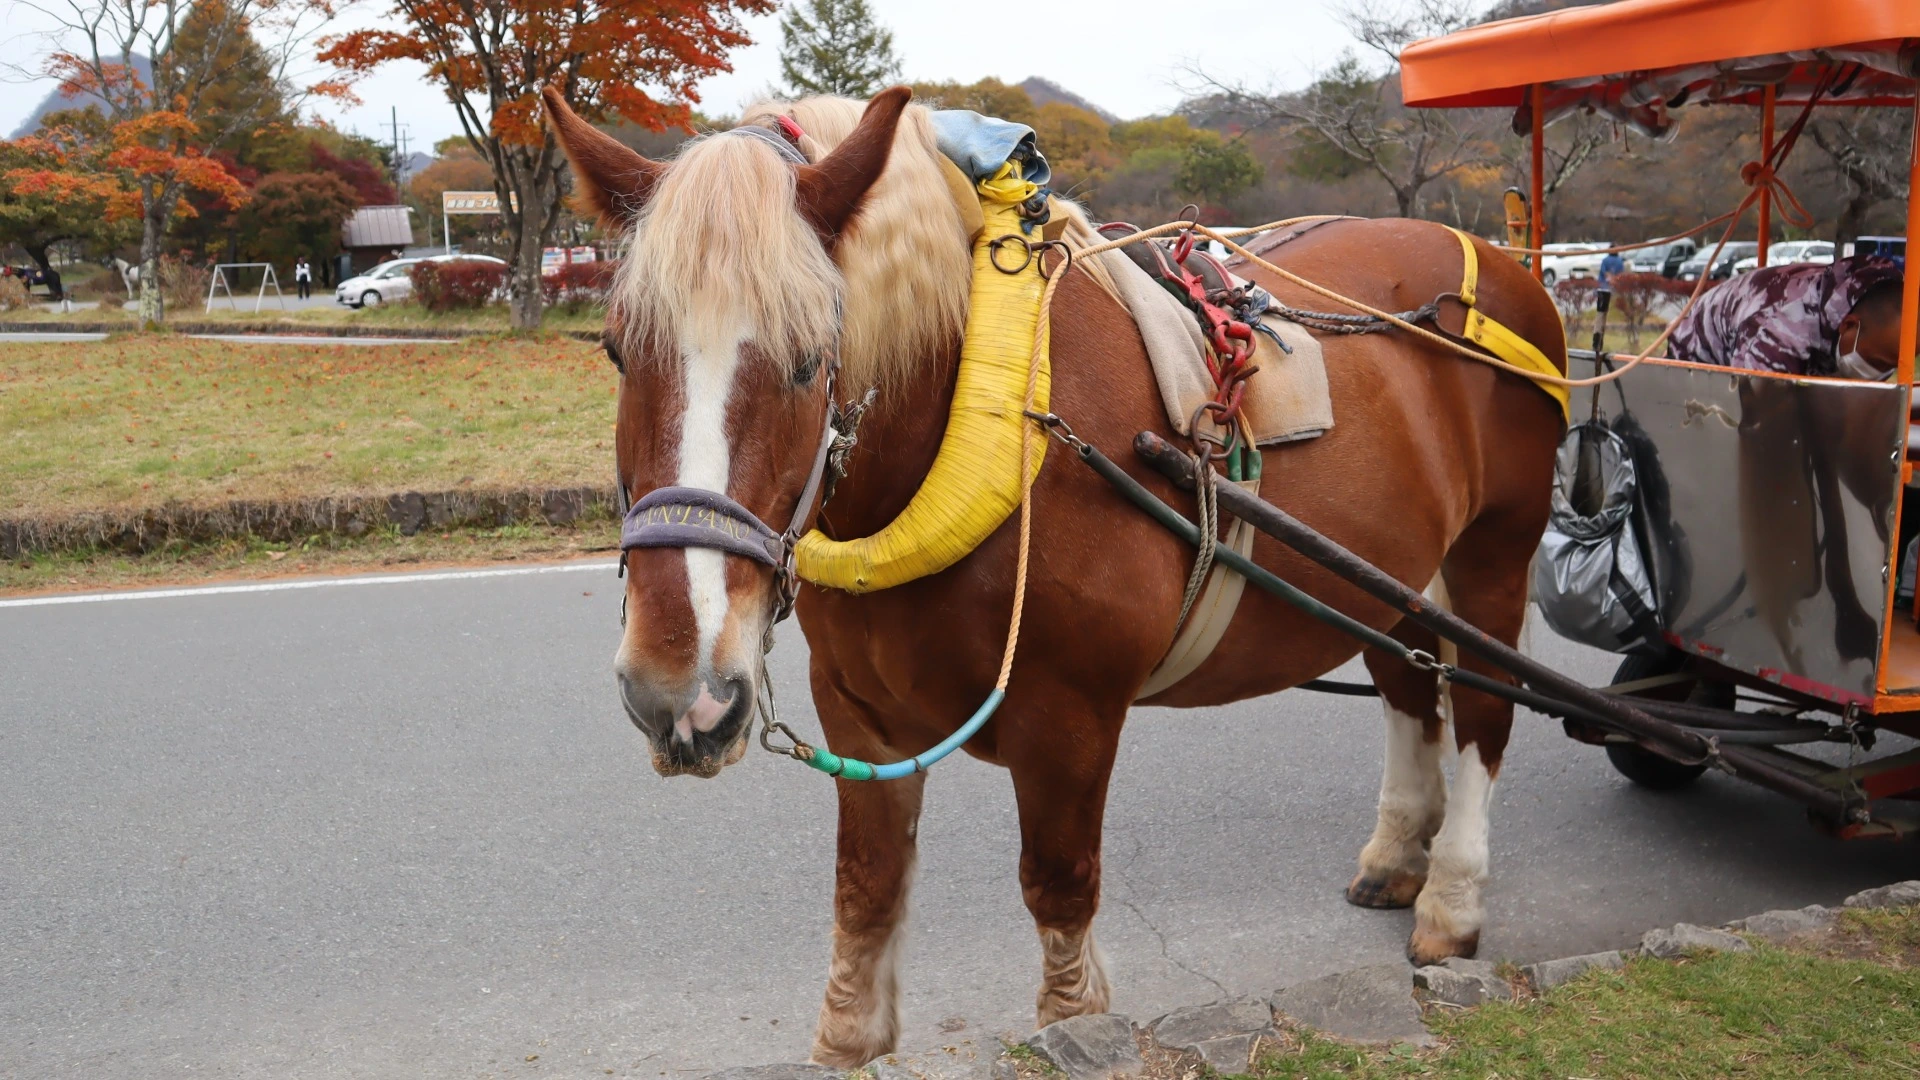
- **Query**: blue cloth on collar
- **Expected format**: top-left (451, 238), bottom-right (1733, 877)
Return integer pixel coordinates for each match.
top-left (929, 109), bottom-right (1051, 188)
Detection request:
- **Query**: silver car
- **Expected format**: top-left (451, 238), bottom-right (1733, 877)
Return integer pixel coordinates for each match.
top-left (335, 254), bottom-right (506, 308)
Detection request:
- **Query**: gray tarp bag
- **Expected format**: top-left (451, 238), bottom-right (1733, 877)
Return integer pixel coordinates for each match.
top-left (1531, 422), bottom-right (1661, 654)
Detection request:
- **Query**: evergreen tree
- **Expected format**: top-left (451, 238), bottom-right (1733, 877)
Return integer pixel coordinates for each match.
top-left (778, 0), bottom-right (901, 99)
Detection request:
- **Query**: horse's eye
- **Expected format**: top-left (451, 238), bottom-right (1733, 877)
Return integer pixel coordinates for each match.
top-left (793, 352), bottom-right (821, 386)
top-left (602, 335), bottom-right (623, 374)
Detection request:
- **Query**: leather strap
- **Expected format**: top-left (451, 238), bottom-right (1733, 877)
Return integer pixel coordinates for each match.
top-left (1446, 227), bottom-right (1570, 420)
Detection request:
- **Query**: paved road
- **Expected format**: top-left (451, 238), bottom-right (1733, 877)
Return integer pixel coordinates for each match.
top-left (5, 565), bottom-right (1916, 1079)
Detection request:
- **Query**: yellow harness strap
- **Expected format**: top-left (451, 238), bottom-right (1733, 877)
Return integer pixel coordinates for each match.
top-left (1446, 227), bottom-right (1569, 421)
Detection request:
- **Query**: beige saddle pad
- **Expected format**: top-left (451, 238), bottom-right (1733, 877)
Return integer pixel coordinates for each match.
top-left (1095, 246), bottom-right (1333, 445)
top-left (1090, 243), bottom-right (1334, 699)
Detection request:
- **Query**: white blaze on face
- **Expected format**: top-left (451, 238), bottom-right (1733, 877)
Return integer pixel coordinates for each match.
top-left (673, 317), bottom-right (748, 727)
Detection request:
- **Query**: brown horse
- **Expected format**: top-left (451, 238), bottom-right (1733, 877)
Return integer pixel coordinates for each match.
top-left (545, 86), bottom-right (1566, 1067)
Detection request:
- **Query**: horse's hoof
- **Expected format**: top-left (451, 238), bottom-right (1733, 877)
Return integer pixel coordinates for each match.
top-left (1406, 925), bottom-right (1479, 966)
top-left (1345, 870), bottom-right (1423, 909)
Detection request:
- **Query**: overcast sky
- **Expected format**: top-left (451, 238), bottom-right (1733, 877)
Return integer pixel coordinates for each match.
top-left (1, 0), bottom-right (1370, 151)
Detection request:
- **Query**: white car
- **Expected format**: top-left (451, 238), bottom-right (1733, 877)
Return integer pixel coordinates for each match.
top-left (1730, 240), bottom-right (1835, 275)
top-left (1537, 242), bottom-right (1608, 287)
top-left (335, 254), bottom-right (506, 308)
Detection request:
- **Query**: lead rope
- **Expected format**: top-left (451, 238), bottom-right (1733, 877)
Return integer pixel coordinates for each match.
top-left (1172, 448), bottom-right (1218, 634)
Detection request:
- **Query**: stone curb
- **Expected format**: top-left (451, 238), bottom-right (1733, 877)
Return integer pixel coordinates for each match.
top-left (1, 485), bottom-right (620, 559)
top-left (696, 880), bottom-right (1919, 1080)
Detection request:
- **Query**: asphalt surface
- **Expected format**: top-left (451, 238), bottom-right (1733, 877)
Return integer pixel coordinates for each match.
top-left (5, 564), bottom-right (1917, 1079)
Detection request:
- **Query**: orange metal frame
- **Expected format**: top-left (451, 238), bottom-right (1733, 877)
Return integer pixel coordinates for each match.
top-left (1519, 76), bottom-right (1920, 715)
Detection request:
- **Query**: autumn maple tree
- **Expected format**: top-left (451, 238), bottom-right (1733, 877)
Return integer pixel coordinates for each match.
top-left (321, 0), bottom-right (775, 330)
top-left (11, 0), bottom-right (339, 322)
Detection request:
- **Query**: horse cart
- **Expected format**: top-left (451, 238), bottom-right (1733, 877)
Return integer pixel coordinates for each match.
top-left (1345, 0), bottom-right (1920, 837)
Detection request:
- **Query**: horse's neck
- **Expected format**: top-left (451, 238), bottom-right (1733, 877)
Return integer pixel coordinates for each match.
top-left (816, 346), bottom-right (961, 541)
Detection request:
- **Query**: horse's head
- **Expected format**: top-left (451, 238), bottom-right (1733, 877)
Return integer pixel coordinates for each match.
top-left (546, 86), bottom-right (912, 778)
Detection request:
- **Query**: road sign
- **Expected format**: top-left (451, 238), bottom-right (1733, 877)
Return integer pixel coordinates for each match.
top-left (441, 191), bottom-right (515, 214)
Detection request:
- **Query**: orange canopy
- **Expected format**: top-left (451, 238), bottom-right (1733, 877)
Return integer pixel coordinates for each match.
top-left (1401, 0), bottom-right (1920, 111)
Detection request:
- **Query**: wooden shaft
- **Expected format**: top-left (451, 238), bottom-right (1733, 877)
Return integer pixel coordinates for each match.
top-left (1530, 83), bottom-right (1545, 281)
top-left (1758, 85), bottom-right (1775, 264)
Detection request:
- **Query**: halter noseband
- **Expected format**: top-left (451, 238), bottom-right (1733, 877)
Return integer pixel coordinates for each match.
top-left (618, 362), bottom-right (840, 623)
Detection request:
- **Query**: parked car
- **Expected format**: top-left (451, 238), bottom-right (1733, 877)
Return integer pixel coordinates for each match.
top-left (1676, 241), bottom-right (1759, 282)
top-left (1845, 236), bottom-right (1906, 262)
top-left (1538, 242), bottom-right (1608, 286)
top-left (335, 254), bottom-right (506, 308)
top-left (1730, 240), bottom-right (1835, 275)
top-left (1628, 238), bottom-right (1698, 277)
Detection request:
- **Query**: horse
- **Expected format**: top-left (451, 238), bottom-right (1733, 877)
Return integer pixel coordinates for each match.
top-left (107, 256), bottom-right (138, 298)
top-left (543, 86), bottom-right (1567, 1067)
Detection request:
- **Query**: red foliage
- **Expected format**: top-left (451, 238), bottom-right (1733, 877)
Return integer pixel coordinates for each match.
top-left (540, 260), bottom-right (615, 311)
top-left (411, 258), bottom-right (506, 310)
top-left (311, 142), bottom-right (396, 205)
top-left (318, 0), bottom-right (776, 147)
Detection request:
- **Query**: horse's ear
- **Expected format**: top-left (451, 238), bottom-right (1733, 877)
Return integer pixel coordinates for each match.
top-left (542, 87), bottom-right (663, 232)
top-left (794, 86), bottom-right (910, 246)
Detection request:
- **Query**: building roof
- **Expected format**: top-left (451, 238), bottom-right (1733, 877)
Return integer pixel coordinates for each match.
top-left (342, 205), bottom-right (416, 249)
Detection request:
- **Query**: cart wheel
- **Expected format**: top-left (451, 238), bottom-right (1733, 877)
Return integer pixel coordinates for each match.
top-left (1605, 651), bottom-right (1709, 790)
top-left (1604, 741), bottom-right (1707, 790)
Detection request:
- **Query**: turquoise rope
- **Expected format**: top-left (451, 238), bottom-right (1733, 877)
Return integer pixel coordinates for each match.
top-left (799, 689), bottom-right (1006, 781)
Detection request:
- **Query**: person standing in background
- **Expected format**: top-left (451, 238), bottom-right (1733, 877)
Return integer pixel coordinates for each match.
top-left (294, 255), bottom-right (312, 300)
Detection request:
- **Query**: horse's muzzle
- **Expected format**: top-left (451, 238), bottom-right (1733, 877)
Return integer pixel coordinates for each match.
top-left (618, 671), bottom-right (754, 778)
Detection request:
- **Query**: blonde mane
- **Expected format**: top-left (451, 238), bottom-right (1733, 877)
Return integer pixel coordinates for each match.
top-left (741, 96), bottom-right (973, 390)
top-left (615, 93), bottom-right (1114, 390)
top-left (611, 132), bottom-right (844, 373)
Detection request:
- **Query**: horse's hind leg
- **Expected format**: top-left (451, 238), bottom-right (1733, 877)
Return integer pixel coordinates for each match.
top-left (1348, 611), bottom-right (1450, 911)
top-left (1008, 702), bottom-right (1119, 1027)
top-left (1405, 541), bottom-right (1530, 965)
top-left (810, 708), bottom-right (925, 1068)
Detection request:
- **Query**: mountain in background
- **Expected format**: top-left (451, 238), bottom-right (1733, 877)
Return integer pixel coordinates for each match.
top-left (1018, 77), bottom-right (1120, 123)
top-left (8, 55), bottom-right (155, 138)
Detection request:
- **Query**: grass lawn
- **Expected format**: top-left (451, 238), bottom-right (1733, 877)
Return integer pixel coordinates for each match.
top-left (0, 334), bottom-right (615, 520)
top-left (1254, 907), bottom-right (1920, 1079)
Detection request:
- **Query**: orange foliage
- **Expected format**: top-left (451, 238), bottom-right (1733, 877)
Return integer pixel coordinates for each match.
top-left (319, 0), bottom-right (777, 144)
top-left (5, 112), bottom-right (247, 223)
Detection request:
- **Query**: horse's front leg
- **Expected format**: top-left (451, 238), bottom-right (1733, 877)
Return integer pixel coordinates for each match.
top-left (1008, 704), bottom-right (1121, 1027)
top-left (810, 711), bottom-right (925, 1068)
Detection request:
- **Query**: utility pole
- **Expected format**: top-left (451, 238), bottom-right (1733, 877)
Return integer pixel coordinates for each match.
top-left (386, 107), bottom-right (412, 194)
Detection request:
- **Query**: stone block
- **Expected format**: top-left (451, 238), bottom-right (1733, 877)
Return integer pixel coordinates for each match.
top-left (1023, 1014), bottom-right (1142, 1080)
top-left (1148, 997), bottom-right (1273, 1049)
top-left (1843, 881), bottom-right (1920, 910)
top-left (1521, 951), bottom-right (1625, 991)
top-left (1412, 962), bottom-right (1511, 1007)
top-left (1640, 923), bottom-right (1752, 959)
top-left (1271, 964), bottom-right (1431, 1047)
top-left (1730, 905), bottom-right (1836, 942)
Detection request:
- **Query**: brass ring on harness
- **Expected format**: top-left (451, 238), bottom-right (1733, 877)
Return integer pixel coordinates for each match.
top-left (988, 234), bottom-right (1034, 275)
